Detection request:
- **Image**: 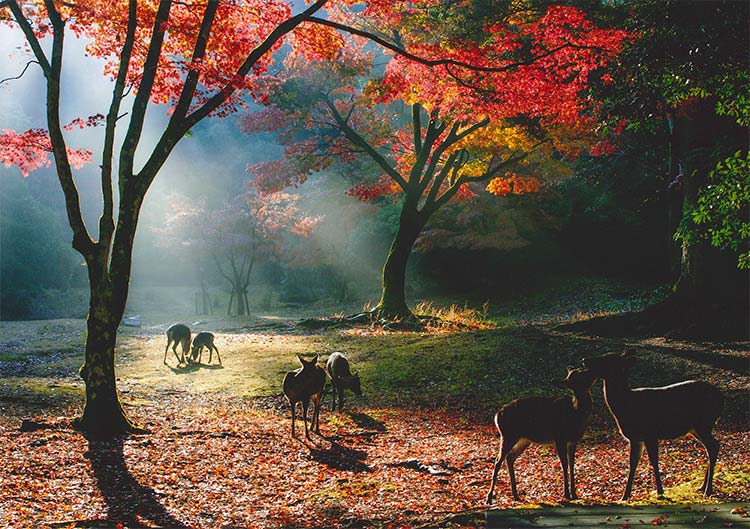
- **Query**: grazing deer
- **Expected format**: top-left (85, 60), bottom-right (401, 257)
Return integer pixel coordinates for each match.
top-left (190, 332), bottom-right (221, 365)
top-left (164, 324), bottom-right (191, 365)
top-left (326, 352), bottom-right (362, 411)
top-left (282, 354), bottom-right (326, 440)
top-left (486, 367), bottom-right (596, 504)
top-left (583, 351), bottom-right (723, 500)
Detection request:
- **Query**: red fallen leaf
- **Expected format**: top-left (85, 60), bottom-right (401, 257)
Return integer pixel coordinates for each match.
top-left (731, 507), bottom-right (746, 515)
top-left (620, 524), bottom-right (632, 529)
top-left (722, 523), bottom-right (734, 528)
top-left (651, 514), bottom-right (668, 526)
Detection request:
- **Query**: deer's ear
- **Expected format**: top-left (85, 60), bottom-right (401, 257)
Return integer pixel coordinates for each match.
top-left (297, 354), bottom-right (306, 366)
top-left (312, 354), bottom-right (319, 364)
top-left (566, 365), bottom-right (575, 373)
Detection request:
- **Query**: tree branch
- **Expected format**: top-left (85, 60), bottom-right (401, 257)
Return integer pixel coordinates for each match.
top-left (100, 0), bottom-right (137, 251)
top-left (5, 1), bottom-right (51, 76)
top-left (323, 97), bottom-right (408, 190)
top-left (0, 60), bottom-right (39, 86)
top-left (170, 0), bottom-right (219, 122)
top-left (136, 0), bottom-right (329, 188)
top-left (118, 0), bottom-right (173, 182)
top-left (308, 17), bottom-right (600, 73)
top-left (40, 0), bottom-right (95, 257)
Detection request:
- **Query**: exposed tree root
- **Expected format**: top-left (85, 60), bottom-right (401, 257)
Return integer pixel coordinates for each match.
top-left (296, 308), bottom-right (445, 332)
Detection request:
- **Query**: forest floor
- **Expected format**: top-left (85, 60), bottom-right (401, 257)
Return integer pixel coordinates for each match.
top-left (1, 281), bottom-right (748, 529)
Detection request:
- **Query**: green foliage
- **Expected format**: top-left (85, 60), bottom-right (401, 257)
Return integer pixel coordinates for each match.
top-left (676, 151), bottom-right (750, 268)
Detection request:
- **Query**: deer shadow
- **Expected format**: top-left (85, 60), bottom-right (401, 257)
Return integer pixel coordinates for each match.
top-left (85, 436), bottom-right (191, 528)
top-left (168, 362), bottom-right (224, 374)
top-left (307, 439), bottom-right (370, 472)
top-left (348, 412), bottom-right (387, 432)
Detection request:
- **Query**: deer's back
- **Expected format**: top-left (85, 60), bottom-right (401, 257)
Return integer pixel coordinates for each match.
top-left (167, 324), bottom-right (190, 340)
top-left (605, 380), bottom-right (723, 440)
top-left (193, 331), bottom-right (214, 347)
top-left (495, 395), bottom-right (588, 444)
top-left (283, 366), bottom-right (326, 402)
top-left (327, 352), bottom-right (351, 381)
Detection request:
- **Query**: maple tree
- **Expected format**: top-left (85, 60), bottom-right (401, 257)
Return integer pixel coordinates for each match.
top-left (245, 5), bottom-right (627, 318)
top-left (157, 189), bottom-right (320, 316)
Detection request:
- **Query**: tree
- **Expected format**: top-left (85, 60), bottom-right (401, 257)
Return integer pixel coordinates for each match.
top-left (0, 0), bottom-right (361, 437)
top-left (157, 190), bottom-right (319, 316)
top-left (245, 6), bottom-right (627, 318)
top-left (586, 0), bottom-right (749, 333)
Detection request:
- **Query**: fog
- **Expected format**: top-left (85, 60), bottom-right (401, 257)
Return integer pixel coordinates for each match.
top-left (0, 23), bottom-right (396, 320)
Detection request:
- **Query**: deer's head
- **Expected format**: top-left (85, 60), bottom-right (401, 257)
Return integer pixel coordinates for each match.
top-left (561, 366), bottom-right (597, 392)
top-left (582, 350), bottom-right (636, 379)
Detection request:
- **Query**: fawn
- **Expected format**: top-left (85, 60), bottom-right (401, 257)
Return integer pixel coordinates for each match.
top-left (486, 367), bottom-right (596, 504)
top-left (583, 351), bottom-right (723, 500)
top-left (164, 323), bottom-right (190, 365)
top-left (326, 352), bottom-right (362, 411)
top-left (282, 354), bottom-right (326, 440)
top-left (190, 332), bottom-right (221, 365)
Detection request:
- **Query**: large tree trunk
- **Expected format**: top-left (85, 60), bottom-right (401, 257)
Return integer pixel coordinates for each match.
top-left (74, 267), bottom-right (134, 438)
top-left (374, 203), bottom-right (426, 319)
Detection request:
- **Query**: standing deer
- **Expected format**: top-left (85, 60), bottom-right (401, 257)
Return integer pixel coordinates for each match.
top-left (282, 354), bottom-right (326, 440)
top-left (164, 323), bottom-right (191, 365)
top-left (190, 332), bottom-right (221, 365)
top-left (326, 352), bottom-right (362, 411)
top-left (583, 351), bottom-right (723, 500)
top-left (486, 367), bottom-right (596, 504)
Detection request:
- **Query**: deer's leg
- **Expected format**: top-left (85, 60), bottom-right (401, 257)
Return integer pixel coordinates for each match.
top-left (302, 399), bottom-right (311, 440)
top-left (486, 436), bottom-right (514, 505)
top-left (330, 381), bottom-right (338, 411)
top-left (623, 439), bottom-right (643, 501)
top-left (164, 339), bottom-right (171, 364)
top-left (693, 428), bottom-right (720, 495)
top-left (289, 401), bottom-right (296, 437)
top-left (172, 342), bottom-right (182, 365)
top-left (555, 439), bottom-right (571, 500)
top-left (312, 395), bottom-right (321, 434)
top-left (214, 345), bottom-right (221, 365)
top-left (567, 442), bottom-right (578, 500)
top-left (507, 439), bottom-right (530, 501)
top-left (644, 439), bottom-right (663, 496)
top-left (338, 386), bottom-right (345, 412)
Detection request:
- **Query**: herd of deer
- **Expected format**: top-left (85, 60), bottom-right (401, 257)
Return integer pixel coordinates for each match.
top-left (163, 324), bottom-right (724, 503)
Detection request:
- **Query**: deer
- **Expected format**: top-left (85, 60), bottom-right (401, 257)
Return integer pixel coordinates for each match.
top-left (164, 323), bottom-right (191, 365)
top-left (282, 354), bottom-right (327, 440)
top-left (189, 331), bottom-right (221, 365)
top-left (486, 367), bottom-right (597, 504)
top-left (326, 352), bottom-right (362, 411)
top-left (582, 350), bottom-right (723, 500)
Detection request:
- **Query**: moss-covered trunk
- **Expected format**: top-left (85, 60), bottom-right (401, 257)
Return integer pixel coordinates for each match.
top-left (74, 271), bottom-right (133, 438)
top-left (375, 203), bottom-right (425, 319)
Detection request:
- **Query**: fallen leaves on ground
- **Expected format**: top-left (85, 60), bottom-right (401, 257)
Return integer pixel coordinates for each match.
top-left (1, 392), bottom-right (748, 529)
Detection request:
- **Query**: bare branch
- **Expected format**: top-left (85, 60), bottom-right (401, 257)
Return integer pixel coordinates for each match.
top-left (0, 60), bottom-right (39, 86)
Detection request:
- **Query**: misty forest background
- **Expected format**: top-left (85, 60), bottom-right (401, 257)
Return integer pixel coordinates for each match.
top-left (0, 1), bottom-right (747, 326)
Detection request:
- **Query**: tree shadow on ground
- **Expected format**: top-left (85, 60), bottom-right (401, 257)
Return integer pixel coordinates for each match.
top-left (85, 436), bottom-right (191, 528)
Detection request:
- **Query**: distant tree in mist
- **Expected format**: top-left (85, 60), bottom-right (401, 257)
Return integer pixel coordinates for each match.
top-left (156, 190), bottom-right (319, 316)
